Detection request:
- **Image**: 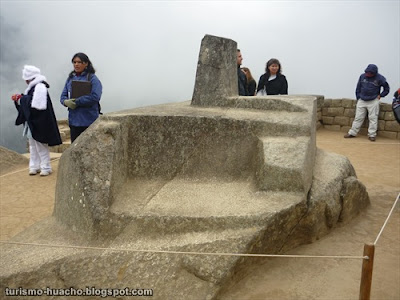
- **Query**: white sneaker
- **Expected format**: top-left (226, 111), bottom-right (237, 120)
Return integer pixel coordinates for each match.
top-left (29, 169), bottom-right (39, 175)
top-left (40, 170), bottom-right (52, 176)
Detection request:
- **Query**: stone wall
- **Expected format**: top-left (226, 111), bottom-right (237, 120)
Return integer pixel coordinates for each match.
top-left (317, 98), bottom-right (400, 139)
top-left (49, 119), bottom-right (71, 153)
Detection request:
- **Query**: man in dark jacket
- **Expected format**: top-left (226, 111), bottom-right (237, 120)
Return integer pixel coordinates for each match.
top-left (237, 49), bottom-right (248, 96)
top-left (344, 64), bottom-right (390, 141)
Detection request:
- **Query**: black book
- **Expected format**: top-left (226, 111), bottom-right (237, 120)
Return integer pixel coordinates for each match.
top-left (71, 80), bottom-right (91, 98)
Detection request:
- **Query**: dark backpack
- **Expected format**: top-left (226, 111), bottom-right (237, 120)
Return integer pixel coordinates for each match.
top-left (393, 99), bottom-right (400, 124)
top-left (85, 73), bottom-right (102, 115)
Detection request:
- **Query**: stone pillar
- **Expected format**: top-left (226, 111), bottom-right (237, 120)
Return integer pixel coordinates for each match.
top-left (191, 34), bottom-right (238, 106)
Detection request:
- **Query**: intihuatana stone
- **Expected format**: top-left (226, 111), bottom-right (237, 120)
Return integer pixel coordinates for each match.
top-left (0, 35), bottom-right (370, 300)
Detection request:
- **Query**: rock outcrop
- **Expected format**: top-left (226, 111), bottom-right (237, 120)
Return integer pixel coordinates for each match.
top-left (0, 146), bottom-right (29, 175)
top-left (0, 35), bottom-right (370, 300)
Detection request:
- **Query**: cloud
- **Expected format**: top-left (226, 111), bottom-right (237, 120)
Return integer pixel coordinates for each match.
top-left (0, 15), bottom-right (29, 152)
top-left (1, 0), bottom-right (399, 152)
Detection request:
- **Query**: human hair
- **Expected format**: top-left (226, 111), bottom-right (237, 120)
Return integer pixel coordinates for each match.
top-left (69, 52), bottom-right (96, 77)
top-left (241, 67), bottom-right (255, 82)
top-left (265, 58), bottom-right (282, 76)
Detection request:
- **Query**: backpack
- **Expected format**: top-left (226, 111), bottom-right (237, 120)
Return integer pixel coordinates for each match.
top-left (393, 99), bottom-right (400, 124)
top-left (85, 73), bottom-right (102, 115)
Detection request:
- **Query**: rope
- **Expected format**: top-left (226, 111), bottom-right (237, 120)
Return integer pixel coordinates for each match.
top-left (0, 157), bottom-right (61, 178)
top-left (374, 192), bottom-right (400, 245)
top-left (0, 241), bottom-right (367, 260)
top-left (4, 156), bottom-right (400, 259)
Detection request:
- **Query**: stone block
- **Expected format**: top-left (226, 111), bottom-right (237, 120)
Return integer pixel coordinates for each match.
top-left (359, 128), bottom-right (368, 135)
top-left (380, 103), bottom-right (393, 112)
top-left (317, 111), bottom-right (322, 120)
top-left (385, 121), bottom-right (400, 132)
top-left (316, 96), bottom-right (325, 109)
top-left (342, 99), bottom-right (356, 108)
top-left (341, 126), bottom-right (351, 133)
top-left (379, 110), bottom-right (385, 119)
top-left (339, 177), bottom-right (369, 223)
top-left (49, 143), bottom-right (70, 154)
top-left (55, 119), bottom-right (129, 236)
top-left (327, 107), bottom-right (344, 117)
top-left (324, 125), bottom-right (341, 131)
top-left (322, 116), bottom-right (334, 125)
top-left (282, 149), bottom-right (367, 248)
top-left (192, 35), bottom-right (237, 106)
top-left (323, 99), bottom-right (332, 107)
top-left (344, 108), bottom-right (355, 117)
top-left (378, 131), bottom-right (398, 139)
top-left (378, 120), bottom-right (385, 131)
top-left (322, 107), bottom-right (328, 116)
top-left (58, 119), bottom-right (69, 126)
top-left (315, 95), bottom-right (325, 101)
top-left (0, 34), bottom-right (373, 300)
top-left (59, 131), bottom-right (67, 140)
top-left (256, 136), bottom-right (315, 193)
top-left (330, 100), bottom-right (342, 107)
top-left (334, 116), bottom-right (350, 126)
top-left (384, 111), bottom-right (396, 121)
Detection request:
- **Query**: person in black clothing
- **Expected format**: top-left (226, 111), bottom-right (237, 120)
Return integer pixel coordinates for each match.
top-left (11, 65), bottom-right (62, 176)
top-left (237, 49), bottom-right (248, 96)
top-left (241, 67), bottom-right (256, 96)
top-left (256, 58), bottom-right (288, 95)
top-left (392, 88), bottom-right (400, 124)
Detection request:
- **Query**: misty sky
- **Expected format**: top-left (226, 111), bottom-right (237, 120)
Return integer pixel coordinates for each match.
top-left (1, 0), bottom-right (399, 153)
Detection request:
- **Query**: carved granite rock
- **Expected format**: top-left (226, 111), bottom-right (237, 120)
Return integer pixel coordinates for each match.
top-left (0, 35), bottom-right (369, 300)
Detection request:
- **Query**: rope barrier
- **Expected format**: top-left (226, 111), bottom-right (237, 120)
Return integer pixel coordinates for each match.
top-left (1, 188), bottom-right (398, 260)
top-left (0, 157), bottom-right (61, 178)
top-left (374, 192), bottom-right (400, 245)
top-left (0, 241), bottom-right (367, 260)
top-left (1, 158), bottom-right (399, 263)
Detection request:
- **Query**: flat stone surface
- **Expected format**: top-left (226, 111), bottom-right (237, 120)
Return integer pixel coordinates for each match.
top-left (0, 130), bottom-right (389, 300)
top-left (108, 100), bottom-right (312, 126)
top-left (111, 178), bottom-right (304, 217)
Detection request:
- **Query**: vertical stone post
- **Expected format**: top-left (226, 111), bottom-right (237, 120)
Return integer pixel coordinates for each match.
top-left (191, 34), bottom-right (238, 106)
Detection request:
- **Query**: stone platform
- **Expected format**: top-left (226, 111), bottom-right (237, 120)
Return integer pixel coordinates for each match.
top-left (0, 35), bottom-right (370, 300)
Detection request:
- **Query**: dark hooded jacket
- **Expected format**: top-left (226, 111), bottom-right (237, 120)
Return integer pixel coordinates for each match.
top-left (15, 82), bottom-right (62, 146)
top-left (238, 66), bottom-right (248, 96)
top-left (356, 64), bottom-right (390, 100)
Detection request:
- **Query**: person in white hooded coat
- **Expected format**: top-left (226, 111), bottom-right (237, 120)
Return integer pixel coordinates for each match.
top-left (12, 65), bottom-right (62, 176)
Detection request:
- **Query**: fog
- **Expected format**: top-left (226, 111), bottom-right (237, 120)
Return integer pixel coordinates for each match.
top-left (1, 0), bottom-right (399, 153)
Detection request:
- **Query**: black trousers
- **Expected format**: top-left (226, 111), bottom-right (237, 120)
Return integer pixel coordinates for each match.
top-left (70, 126), bottom-right (88, 142)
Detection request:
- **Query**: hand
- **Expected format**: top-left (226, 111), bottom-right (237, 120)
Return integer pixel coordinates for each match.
top-left (11, 94), bottom-right (22, 101)
top-left (64, 98), bottom-right (77, 109)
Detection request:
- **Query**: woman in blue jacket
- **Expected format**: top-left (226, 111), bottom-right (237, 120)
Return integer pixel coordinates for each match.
top-left (60, 52), bottom-right (102, 142)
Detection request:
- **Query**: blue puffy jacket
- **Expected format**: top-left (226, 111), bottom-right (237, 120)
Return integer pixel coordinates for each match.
top-left (355, 64), bottom-right (390, 101)
top-left (60, 71), bottom-right (102, 127)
